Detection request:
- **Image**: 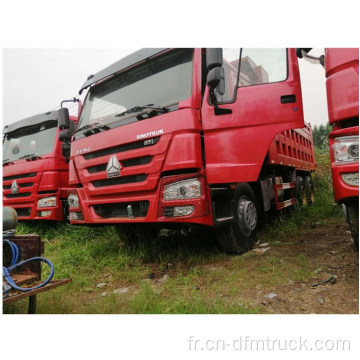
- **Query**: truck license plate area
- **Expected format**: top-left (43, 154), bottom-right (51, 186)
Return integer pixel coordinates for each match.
top-left (93, 201), bottom-right (150, 218)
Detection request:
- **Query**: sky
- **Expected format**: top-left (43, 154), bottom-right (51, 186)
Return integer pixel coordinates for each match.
top-left (2, 48), bottom-right (328, 128)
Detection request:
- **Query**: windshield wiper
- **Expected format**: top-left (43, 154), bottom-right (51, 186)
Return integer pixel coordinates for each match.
top-left (115, 104), bottom-right (170, 117)
top-left (18, 153), bottom-right (41, 160)
top-left (3, 158), bottom-right (13, 165)
top-left (74, 122), bottom-right (110, 136)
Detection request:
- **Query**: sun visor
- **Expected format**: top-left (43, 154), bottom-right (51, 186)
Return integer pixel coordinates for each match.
top-left (78, 48), bottom-right (168, 95)
top-left (3, 110), bottom-right (59, 135)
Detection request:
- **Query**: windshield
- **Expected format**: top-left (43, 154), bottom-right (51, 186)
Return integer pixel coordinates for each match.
top-left (77, 48), bottom-right (194, 131)
top-left (3, 121), bottom-right (57, 162)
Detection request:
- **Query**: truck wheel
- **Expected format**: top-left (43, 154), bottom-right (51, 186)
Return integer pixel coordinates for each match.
top-left (216, 183), bottom-right (258, 254)
top-left (345, 202), bottom-right (359, 252)
top-left (304, 175), bottom-right (315, 205)
top-left (116, 224), bottom-right (159, 245)
top-left (296, 176), bottom-right (306, 206)
top-left (62, 200), bottom-right (69, 223)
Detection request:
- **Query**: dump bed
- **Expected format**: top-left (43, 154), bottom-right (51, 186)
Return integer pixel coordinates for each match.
top-left (267, 123), bottom-right (316, 172)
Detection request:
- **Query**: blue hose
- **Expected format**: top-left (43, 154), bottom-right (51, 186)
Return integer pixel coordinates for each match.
top-left (3, 239), bottom-right (55, 298)
top-left (3, 239), bottom-right (19, 266)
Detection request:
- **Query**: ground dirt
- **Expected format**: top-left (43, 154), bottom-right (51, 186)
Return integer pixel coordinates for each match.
top-left (243, 223), bottom-right (359, 314)
top-left (88, 221), bottom-right (359, 314)
top-left (4, 220), bottom-right (358, 314)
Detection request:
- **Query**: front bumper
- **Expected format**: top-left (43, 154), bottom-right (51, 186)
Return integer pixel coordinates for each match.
top-left (68, 172), bottom-right (214, 226)
top-left (3, 191), bottom-right (64, 221)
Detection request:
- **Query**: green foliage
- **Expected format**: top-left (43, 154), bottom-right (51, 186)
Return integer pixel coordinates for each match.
top-left (5, 145), bottom-right (341, 314)
top-left (262, 146), bottom-right (341, 239)
top-left (312, 123), bottom-right (332, 149)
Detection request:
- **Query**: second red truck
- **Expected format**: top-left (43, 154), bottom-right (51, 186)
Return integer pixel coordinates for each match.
top-left (3, 110), bottom-right (78, 221)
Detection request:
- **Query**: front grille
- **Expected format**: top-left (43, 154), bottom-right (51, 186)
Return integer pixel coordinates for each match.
top-left (3, 182), bottom-right (33, 190)
top-left (3, 172), bottom-right (37, 181)
top-left (38, 190), bottom-right (57, 195)
top-left (92, 174), bottom-right (147, 188)
top-left (14, 208), bottom-right (31, 217)
top-left (83, 137), bottom-right (160, 160)
top-left (5, 192), bottom-right (31, 199)
top-left (87, 155), bottom-right (152, 174)
top-left (93, 201), bottom-right (150, 218)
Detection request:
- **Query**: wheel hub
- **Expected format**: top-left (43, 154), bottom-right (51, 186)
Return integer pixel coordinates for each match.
top-left (238, 198), bottom-right (257, 232)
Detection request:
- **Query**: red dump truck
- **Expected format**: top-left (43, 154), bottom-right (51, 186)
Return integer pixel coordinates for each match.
top-left (326, 49), bottom-right (359, 249)
top-left (3, 109), bottom-right (78, 221)
top-left (298, 48), bottom-right (359, 250)
top-left (58, 48), bottom-right (316, 253)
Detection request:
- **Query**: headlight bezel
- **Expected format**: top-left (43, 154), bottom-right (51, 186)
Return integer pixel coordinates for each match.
top-left (341, 172), bottom-right (359, 187)
top-left (333, 136), bottom-right (359, 164)
top-left (68, 193), bottom-right (80, 209)
top-left (163, 178), bottom-right (202, 201)
top-left (37, 196), bottom-right (57, 208)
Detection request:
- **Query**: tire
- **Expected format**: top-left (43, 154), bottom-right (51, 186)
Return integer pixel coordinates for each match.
top-left (62, 199), bottom-right (69, 223)
top-left (216, 183), bottom-right (258, 254)
top-left (116, 223), bottom-right (159, 245)
top-left (304, 175), bottom-right (315, 205)
top-left (296, 176), bottom-right (306, 206)
top-left (345, 202), bottom-right (359, 252)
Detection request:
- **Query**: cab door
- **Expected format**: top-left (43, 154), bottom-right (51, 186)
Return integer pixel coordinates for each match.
top-left (201, 48), bottom-right (305, 184)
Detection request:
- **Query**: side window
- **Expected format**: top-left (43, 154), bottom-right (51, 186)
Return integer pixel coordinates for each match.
top-left (213, 48), bottom-right (287, 104)
top-left (239, 48), bottom-right (287, 87)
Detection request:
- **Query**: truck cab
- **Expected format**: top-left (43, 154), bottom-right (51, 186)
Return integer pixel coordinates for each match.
top-left (3, 110), bottom-right (78, 221)
top-left (326, 48), bottom-right (359, 249)
top-left (63, 48), bottom-right (315, 253)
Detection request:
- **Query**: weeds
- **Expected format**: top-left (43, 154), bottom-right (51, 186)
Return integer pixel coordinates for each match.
top-left (4, 147), bottom-right (344, 314)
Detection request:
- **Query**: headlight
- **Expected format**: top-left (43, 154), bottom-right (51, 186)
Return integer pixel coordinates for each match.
top-left (68, 193), bottom-right (79, 208)
top-left (37, 196), bottom-right (57, 208)
top-left (164, 178), bottom-right (202, 201)
top-left (333, 136), bottom-right (359, 164)
top-left (341, 173), bottom-right (359, 187)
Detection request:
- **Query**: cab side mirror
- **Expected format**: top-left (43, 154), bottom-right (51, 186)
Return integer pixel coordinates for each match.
top-left (296, 48), bottom-right (312, 58)
top-left (206, 48), bottom-right (224, 105)
top-left (61, 142), bottom-right (71, 161)
top-left (207, 67), bottom-right (225, 94)
top-left (206, 48), bottom-right (223, 71)
top-left (58, 108), bottom-right (70, 130)
top-left (205, 48), bottom-right (230, 115)
top-left (59, 118), bottom-right (74, 162)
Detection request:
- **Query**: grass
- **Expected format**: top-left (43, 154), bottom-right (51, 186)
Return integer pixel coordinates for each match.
top-left (260, 147), bottom-right (342, 240)
top-left (3, 147), bottom-right (343, 314)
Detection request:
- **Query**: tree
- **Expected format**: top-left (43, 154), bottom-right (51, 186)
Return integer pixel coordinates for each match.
top-left (312, 123), bottom-right (332, 149)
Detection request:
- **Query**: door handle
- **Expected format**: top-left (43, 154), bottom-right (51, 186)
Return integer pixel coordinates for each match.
top-left (281, 95), bottom-right (296, 104)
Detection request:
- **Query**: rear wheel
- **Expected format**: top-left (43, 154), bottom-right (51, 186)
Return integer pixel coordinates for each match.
top-left (304, 175), bottom-right (315, 205)
top-left (216, 183), bottom-right (258, 254)
top-left (296, 176), bottom-right (306, 206)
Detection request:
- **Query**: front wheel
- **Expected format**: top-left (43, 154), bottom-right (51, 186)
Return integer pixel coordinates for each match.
top-left (216, 183), bottom-right (258, 254)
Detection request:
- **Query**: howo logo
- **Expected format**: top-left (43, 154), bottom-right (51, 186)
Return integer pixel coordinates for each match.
top-left (11, 180), bottom-right (19, 194)
top-left (106, 155), bottom-right (122, 178)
